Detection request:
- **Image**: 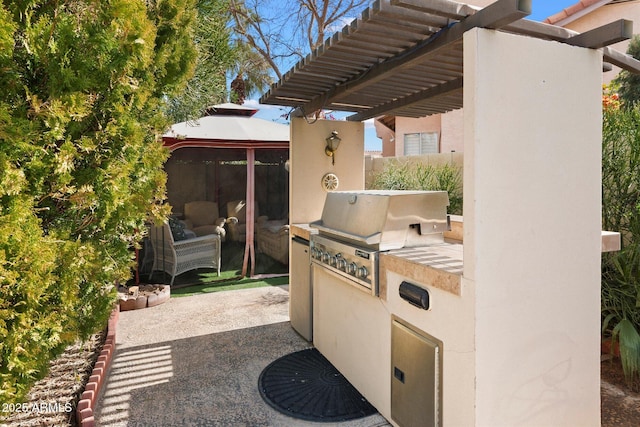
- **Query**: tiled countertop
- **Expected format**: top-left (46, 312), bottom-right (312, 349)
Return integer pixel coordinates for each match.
top-left (387, 243), bottom-right (463, 275)
top-left (380, 243), bottom-right (463, 298)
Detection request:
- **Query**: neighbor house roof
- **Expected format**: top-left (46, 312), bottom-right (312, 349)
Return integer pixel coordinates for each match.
top-left (260, 0), bottom-right (640, 122)
top-left (544, 0), bottom-right (611, 26)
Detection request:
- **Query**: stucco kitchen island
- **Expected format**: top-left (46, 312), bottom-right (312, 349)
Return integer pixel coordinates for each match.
top-left (314, 241), bottom-right (467, 426)
top-left (307, 27), bottom-right (607, 426)
top-left (262, 0), bottom-right (640, 425)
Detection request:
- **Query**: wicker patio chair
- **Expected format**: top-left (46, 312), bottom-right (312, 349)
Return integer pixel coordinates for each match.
top-left (148, 222), bottom-right (221, 285)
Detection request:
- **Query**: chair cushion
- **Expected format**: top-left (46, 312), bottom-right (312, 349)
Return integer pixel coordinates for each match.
top-left (184, 201), bottom-right (220, 227)
top-left (193, 224), bottom-right (226, 240)
top-left (262, 219), bottom-right (288, 234)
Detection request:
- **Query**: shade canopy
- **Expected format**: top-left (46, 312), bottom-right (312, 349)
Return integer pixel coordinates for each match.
top-left (163, 105), bottom-right (289, 150)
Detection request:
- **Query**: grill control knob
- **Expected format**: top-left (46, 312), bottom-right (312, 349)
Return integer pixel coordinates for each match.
top-left (311, 247), bottom-right (320, 259)
top-left (348, 262), bottom-right (358, 275)
top-left (357, 266), bottom-right (369, 279)
top-left (330, 255), bottom-right (338, 267)
top-left (322, 252), bottom-right (331, 263)
top-left (337, 258), bottom-right (347, 271)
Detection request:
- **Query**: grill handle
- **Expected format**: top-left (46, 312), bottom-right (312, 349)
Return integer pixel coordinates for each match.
top-left (399, 281), bottom-right (430, 310)
top-left (310, 221), bottom-right (381, 245)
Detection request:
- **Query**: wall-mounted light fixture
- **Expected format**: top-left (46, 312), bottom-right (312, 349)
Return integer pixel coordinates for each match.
top-left (325, 130), bottom-right (341, 165)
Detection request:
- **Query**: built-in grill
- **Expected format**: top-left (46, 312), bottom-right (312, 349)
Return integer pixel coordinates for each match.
top-left (310, 190), bottom-right (450, 295)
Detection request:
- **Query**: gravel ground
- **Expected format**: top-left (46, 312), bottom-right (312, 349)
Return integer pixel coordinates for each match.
top-left (0, 331), bottom-right (106, 427)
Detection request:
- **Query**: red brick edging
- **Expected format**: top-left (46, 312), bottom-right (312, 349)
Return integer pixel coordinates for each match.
top-left (76, 305), bottom-right (119, 427)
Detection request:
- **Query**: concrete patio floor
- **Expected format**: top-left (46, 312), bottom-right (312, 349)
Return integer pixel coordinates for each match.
top-left (94, 285), bottom-right (392, 426)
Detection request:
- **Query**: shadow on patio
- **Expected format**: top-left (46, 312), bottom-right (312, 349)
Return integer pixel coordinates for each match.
top-left (95, 286), bottom-right (391, 427)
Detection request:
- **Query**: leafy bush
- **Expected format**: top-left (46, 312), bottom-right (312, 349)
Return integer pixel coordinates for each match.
top-left (0, 0), bottom-right (197, 404)
top-left (371, 160), bottom-right (463, 215)
top-left (601, 100), bottom-right (640, 386)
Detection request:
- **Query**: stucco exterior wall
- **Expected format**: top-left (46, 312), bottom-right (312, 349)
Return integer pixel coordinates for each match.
top-left (440, 108), bottom-right (465, 153)
top-left (374, 119), bottom-right (395, 157)
top-left (290, 118), bottom-right (364, 224)
top-left (393, 115), bottom-right (442, 156)
top-left (465, 28), bottom-right (602, 426)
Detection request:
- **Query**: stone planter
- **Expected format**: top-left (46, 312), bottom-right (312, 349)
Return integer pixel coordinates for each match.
top-left (118, 284), bottom-right (170, 311)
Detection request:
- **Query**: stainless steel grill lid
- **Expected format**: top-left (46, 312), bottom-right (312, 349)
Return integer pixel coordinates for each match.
top-left (310, 190), bottom-right (449, 250)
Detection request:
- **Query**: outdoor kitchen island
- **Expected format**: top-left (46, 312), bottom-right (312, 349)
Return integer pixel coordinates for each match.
top-left (261, 0), bottom-right (640, 422)
top-left (312, 197), bottom-right (469, 427)
top-left (306, 29), bottom-right (607, 427)
top-left (309, 190), bottom-right (464, 426)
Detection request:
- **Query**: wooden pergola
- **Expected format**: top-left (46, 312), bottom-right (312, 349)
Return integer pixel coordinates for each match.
top-left (260, 0), bottom-right (640, 119)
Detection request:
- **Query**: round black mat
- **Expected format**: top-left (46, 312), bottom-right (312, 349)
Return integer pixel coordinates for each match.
top-left (258, 348), bottom-right (377, 422)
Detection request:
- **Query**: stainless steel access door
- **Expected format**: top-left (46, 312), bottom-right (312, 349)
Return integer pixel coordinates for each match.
top-left (290, 236), bottom-right (312, 341)
top-left (391, 318), bottom-right (442, 427)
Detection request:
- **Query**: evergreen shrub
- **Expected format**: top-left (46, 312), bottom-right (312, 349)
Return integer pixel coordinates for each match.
top-left (0, 0), bottom-right (196, 403)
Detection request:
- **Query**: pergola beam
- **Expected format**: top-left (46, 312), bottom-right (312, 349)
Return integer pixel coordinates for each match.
top-left (564, 19), bottom-right (632, 49)
top-left (293, 0), bottom-right (531, 117)
top-left (499, 18), bottom-right (640, 73)
top-left (602, 46), bottom-right (640, 74)
top-left (390, 0), bottom-right (480, 20)
top-left (347, 77), bottom-right (463, 121)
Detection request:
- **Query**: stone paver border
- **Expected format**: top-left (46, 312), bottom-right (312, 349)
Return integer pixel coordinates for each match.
top-left (76, 306), bottom-right (119, 427)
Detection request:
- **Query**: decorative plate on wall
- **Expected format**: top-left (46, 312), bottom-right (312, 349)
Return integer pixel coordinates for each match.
top-left (321, 173), bottom-right (339, 191)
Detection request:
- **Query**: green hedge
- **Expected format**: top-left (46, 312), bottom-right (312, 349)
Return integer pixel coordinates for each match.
top-left (601, 102), bottom-right (640, 386)
top-left (370, 160), bottom-right (463, 215)
top-left (0, 0), bottom-right (197, 404)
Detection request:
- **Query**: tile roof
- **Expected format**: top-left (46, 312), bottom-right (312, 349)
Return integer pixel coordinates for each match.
top-left (544, 0), bottom-right (609, 25)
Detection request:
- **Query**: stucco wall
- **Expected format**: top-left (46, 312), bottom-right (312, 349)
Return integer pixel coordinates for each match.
top-left (374, 119), bottom-right (395, 157)
top-left (465, 28), bottom-right (602, 426)
top-left (394, 115), bottom-right (442, 156)
top-left (290, 118), bottom-right (364, 224)
top-left (440, 108), bottom-right (465, 153)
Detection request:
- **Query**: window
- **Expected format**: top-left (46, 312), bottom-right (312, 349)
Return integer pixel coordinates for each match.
top-left (403, 132), bottom-right (439, 155)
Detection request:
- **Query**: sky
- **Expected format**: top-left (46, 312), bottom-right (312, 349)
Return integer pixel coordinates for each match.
top-left (252, 0), bottom-right (582, 151)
